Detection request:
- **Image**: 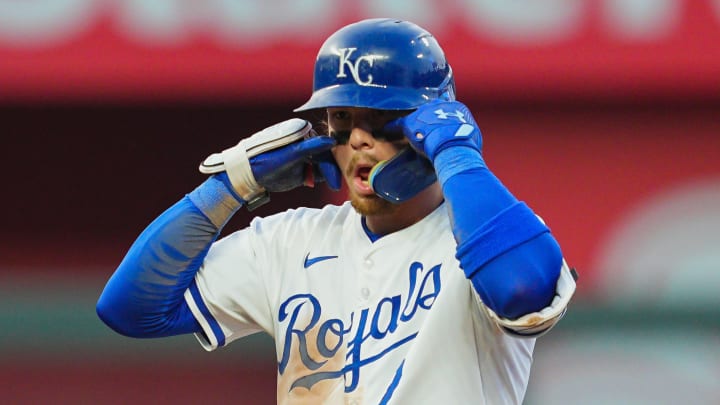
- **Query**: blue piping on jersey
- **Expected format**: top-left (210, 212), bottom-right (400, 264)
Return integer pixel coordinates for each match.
top-left (361, 216), bottom-right (383, 242)
top-left (379, 359), bottom-right (405, 405)
top-left (189, 279), bottom-right (226, 347)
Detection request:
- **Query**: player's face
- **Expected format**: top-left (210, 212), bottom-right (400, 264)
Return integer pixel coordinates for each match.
top-left (327, 107), bottom-right (410, 216)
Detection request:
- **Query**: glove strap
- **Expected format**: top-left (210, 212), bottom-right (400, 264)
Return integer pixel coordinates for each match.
top-left (221, 140), bottom-right (268, 209)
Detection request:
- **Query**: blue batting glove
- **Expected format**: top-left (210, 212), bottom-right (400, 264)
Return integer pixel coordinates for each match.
top-left (251, 136), bottom-right (341, 192)
top-left (199, 119), bottom-right (341, 210)
top-left (384, 99), bottom-right (482, 162)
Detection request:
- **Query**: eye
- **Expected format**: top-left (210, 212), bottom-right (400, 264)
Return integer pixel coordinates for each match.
top-left (330, 110), bottom-right (350, 122)
top-left (371, 109), bottom-right (412, 124)
top-left (369, 110), bottom-right (390, 125)
top-left (369, 109), bottom-right (411, 142)
top-left (372, 128), bottom-right (405, 143)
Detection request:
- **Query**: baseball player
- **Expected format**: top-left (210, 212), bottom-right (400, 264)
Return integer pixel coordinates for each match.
top-left (97, 18), bottom-right (576, 404)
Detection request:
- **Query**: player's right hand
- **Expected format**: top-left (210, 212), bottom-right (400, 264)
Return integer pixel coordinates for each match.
top-left (199, 119), bottom-right (341, 210)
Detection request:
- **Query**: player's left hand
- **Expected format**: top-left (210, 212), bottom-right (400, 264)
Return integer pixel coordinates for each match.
top-left (383, 99), bottom-right (482, 161)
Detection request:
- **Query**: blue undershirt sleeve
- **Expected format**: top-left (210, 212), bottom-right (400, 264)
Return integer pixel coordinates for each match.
top-left (96, 174), bottom-right (243, 337)
top-left (433, 146), bottom-right (563, 319)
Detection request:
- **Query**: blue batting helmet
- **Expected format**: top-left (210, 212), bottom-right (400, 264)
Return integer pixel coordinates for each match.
top-left (295, 18), bottom-right (455, 112)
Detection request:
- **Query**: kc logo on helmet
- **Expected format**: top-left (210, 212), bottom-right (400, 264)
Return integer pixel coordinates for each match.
top-left (336, 47), bottom-right (386, 88)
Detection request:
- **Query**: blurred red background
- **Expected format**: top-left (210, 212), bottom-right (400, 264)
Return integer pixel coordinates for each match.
top-left (1, 1), bottom-right (719, 403)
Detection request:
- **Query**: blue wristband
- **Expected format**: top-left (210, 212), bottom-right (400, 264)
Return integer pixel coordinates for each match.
top-left (433, 146), bottom-right (486, 186)
top-left (188, 173), bottom-right (245, 228)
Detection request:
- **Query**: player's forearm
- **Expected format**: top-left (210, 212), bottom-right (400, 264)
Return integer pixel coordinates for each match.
top-left (433, 146), bottom-right (562, 319)
top-left (434, 147), bottom-right (514, 239)
top-left (96, 175), bottom-right (243, 337)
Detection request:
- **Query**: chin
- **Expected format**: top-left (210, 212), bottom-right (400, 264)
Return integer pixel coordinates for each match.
top-left (349, 193), bottom-right (398, 216)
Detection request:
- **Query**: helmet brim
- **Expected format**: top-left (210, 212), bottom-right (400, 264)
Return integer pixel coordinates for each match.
top-left (294, 84), bottom-right (440, 112)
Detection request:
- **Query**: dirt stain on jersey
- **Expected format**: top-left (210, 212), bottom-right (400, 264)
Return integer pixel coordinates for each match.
top-left (277, 317), bottom-right (356, 405)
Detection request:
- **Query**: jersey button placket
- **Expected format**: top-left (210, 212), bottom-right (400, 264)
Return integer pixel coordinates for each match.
top-left (359, 253), bottom-right (373, 302)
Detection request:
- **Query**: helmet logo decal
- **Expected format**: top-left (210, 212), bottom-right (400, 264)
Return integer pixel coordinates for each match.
top-left (434, 109), bottom-right (467, 123)
top-left (336, 47), bottom-right (385, 88)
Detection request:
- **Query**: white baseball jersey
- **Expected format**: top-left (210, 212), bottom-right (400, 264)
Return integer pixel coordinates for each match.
top-left (184, 201), bottom-right (573, 404)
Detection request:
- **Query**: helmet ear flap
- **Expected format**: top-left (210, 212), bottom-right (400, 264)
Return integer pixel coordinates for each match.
top-left (439, 67), bottom-right (456, 102)
top-left (440, 88), bottom-right (455, 102)
top-left (369, 147), bottom-right (437, 203)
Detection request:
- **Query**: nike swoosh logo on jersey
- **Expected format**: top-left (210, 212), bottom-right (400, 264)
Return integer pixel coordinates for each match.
top-left (303, 253), bottom-right (338, 268)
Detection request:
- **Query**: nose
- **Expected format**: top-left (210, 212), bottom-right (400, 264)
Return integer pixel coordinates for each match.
top-left (348, 125), bottom-right (375, 150)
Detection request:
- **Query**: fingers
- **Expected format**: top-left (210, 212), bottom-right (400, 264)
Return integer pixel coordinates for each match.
top-left (293, 136), bottom-right (336, 157)
top-left (315, 155), bottom-right (342, 191)
top-left (294, 137), bottom-right (342, 191)
top-left (382, 116), bottom-right (409, 139)
top-left (382, 99), bottom-right (483, 160)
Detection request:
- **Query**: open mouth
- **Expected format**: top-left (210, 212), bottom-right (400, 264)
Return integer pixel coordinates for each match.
top-left (357, 166), bottom-right (371, 183)
top-left (352, 163), bottom-right (375, 194)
